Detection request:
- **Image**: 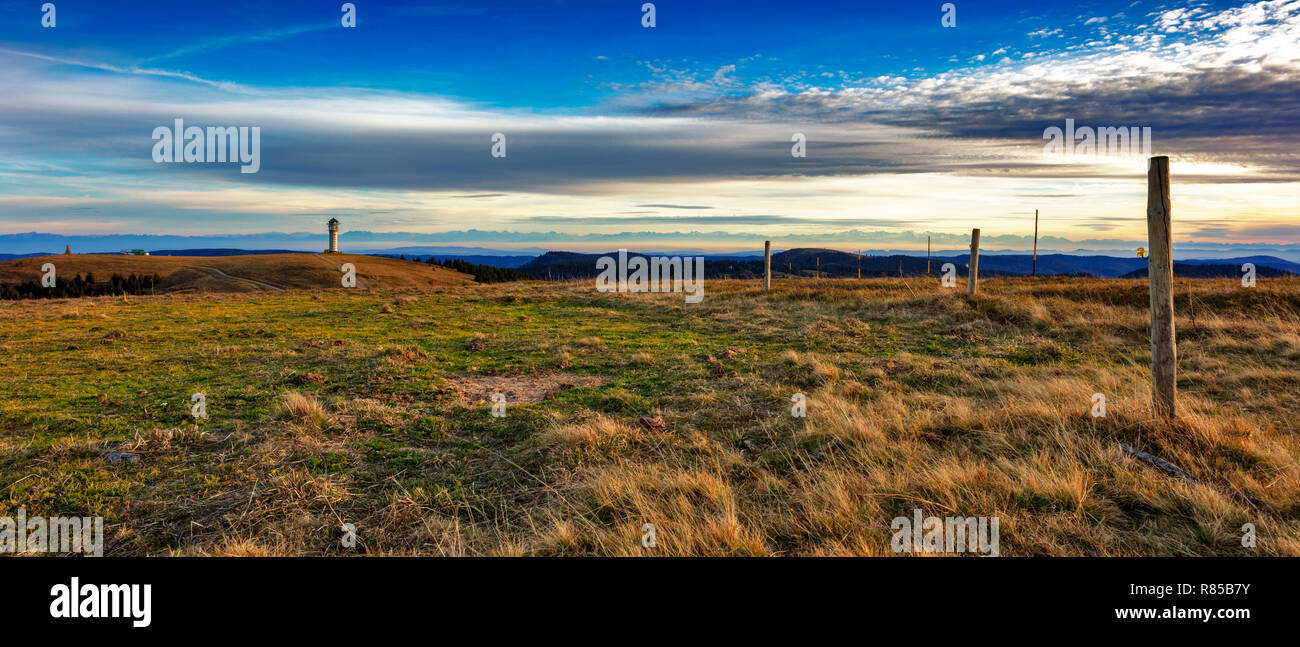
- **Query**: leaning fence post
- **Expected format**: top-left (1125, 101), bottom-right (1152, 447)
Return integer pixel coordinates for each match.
top-left (967, 228), bottom-right (980, 299)
top-left (764, 240), bottom-right (771, 291)
top-left (1146, 156), bottom-right (1176, 420)
top-left (1032, 209), bottom-right (1039, 277)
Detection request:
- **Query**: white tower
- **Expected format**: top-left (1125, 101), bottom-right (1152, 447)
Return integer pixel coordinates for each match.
top-left (327, 218), bottom-right (339, 253)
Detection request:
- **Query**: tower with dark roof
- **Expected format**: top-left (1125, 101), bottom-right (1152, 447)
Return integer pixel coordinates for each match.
top-left (327, 218), bottom-right (339, 253)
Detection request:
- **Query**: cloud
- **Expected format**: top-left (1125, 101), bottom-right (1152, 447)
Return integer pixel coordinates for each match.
top-left (523, 215), bottom-right (919, 227)
top-left (0, 57), bottom-right (965, 192)
top-left (621, 1), bottom-right (1300, 177)
top-left (5, 228), bottom-right (1298, 261)
top-left (138, 23), bottom-right (336, 64)
top-left (6, 2), bottom-right (1299, 190)
top-left (0, 47), bottom-right (249, 92)
top-left (0, 1), bottom-right (1295, 244)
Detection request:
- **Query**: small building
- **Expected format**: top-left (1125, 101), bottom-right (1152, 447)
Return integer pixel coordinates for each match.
top-left (327, 218), bottom-right (340, 253)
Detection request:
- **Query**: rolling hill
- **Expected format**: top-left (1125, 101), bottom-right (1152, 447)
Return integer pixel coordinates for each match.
top-left (521, 248), bottom-right (1021, 280)
top-left (518, 248), bottom-right (1300, 280)
top-left (0, 253), bottom-right (473, 294)
top-left (1120, 263), bottom-right (1294, 279)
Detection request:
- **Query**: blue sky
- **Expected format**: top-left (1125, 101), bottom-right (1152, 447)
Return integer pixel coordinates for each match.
top-left (4, 1), bottom-right (1138, 105)
top-left (1, 0), bottom-right (1297, 252)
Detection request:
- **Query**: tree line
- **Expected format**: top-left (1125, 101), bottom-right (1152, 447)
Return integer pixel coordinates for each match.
top-left (423, 257), bottom-right (533, 283)
top-left (0, 272), bottom-right (161, 300)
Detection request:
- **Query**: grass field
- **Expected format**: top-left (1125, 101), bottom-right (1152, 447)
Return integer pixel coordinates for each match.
top-left (1, 276), bottom-right (1298, 556)
top-left (0, 253), bottom-right (473, 293)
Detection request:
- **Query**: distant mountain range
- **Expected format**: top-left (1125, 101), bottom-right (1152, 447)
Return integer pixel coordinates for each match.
top-left (516, 248), bottom-right (1300, 280)
top-left (924, 253), bottom-right (1300, 277)
top-left (5, 245), bottom-right (1298, 279)
top-left (372, 253), bottom-right (536, 268)
top-left (1120, 263), bottom-right (1294, 279)
top-left (4, 231), bottom-right (1299, 263)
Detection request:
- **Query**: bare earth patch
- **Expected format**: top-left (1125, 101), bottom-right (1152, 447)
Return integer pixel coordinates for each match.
top-left (446, 373), bottom-right (611, 404)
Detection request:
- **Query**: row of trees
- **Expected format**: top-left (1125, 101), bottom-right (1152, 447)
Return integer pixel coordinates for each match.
top-left (0, 272), bottom-right (161, 300)
top-left (424, 257), bottom-right (533, 283)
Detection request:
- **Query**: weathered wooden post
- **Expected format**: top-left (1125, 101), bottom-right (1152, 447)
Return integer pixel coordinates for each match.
top-left (1032, 209), bottom-right (1039, 277)
top-left (967, 228), bottom-right (980, 299)
top-left (1146, 156), bottom-right (1176, 420)
top-left (764, 240), bottom-right (771, 291)
top-left (926, 236), bottom-right (931, 274)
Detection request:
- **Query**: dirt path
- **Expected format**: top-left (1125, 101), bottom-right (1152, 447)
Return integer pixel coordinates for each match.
top-left (312, 254), bottom-right (369, 289)
top-left (189, 265), bottom-right (286, 291)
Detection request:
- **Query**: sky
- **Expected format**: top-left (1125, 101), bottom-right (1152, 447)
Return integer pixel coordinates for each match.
top-left (0, 0), bottom-right (1297, 253)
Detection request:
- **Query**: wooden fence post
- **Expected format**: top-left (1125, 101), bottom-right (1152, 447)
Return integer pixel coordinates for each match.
top-left (1032, 209), bottom-right (1039, 277)
top-left (764, 240), bottom-right (771, 291)
top-left (967, 228), bottom-right (980, 299)
top-left (1146, 156), bottom-right (1176, 420)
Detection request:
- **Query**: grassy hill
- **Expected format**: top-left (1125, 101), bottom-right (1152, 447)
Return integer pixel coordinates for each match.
top-left (0, 253), bottom-right (473, 294)
top-left (1121, 263), bottom-right (1294, 279)
top-left (0, 277), bottom-right (1297, 555)
top-left (522, 248), bottom-right (1047, 280)
top-left (519, 249), bottom-right (1300, 280)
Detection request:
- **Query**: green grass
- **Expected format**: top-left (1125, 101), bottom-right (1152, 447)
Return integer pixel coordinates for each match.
top-left (1, 277), bottom-right (1298, 555)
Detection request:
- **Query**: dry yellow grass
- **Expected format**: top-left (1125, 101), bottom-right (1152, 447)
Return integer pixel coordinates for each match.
top-left (277, 392), bottom-right (334, 434)
top-left (0, 253), bottom-right (473, 293)
top-left (1, 276), bottom-right (1296, 556)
